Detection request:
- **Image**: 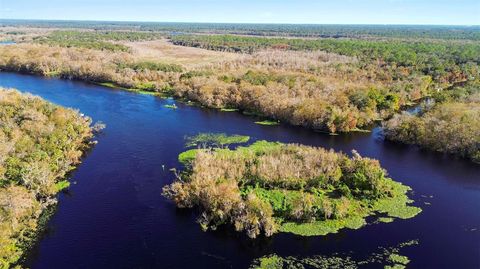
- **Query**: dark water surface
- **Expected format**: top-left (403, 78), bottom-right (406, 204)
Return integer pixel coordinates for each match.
top-left (1, 72), bottom-right (479, 269)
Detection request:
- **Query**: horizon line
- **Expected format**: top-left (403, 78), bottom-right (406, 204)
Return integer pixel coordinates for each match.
top-left (1, 18), bottom-right (479, 27)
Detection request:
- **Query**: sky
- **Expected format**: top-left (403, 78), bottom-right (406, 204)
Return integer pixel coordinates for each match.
top-left (0, 0), bottom-right (479, 25)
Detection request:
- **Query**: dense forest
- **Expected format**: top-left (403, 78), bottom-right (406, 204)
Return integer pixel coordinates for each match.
top-left (34, 30), bottom-right (163, 52)
top-left (0, 89), bottom-right (96, 268)
top-left (171, 34), bottom-right (479, 86)
top-left (163, 136), bottom-right (421, 238)
top-left (2, 20), bottom-right (480, 40)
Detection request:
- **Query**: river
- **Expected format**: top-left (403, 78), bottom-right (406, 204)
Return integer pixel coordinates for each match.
top-left (0, 72), bottom-right (478, 268)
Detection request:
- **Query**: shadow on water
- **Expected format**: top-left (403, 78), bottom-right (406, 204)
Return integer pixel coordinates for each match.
top-left (0, 72), bottom-right (478, 269)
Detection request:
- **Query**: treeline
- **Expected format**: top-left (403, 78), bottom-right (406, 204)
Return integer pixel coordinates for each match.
top-left (34, 30), bottom-right (162, 52)
top-left (0, 89), bottom-right (95, 267)
top-left (0, 43), bottom-right (432, 133)
top-left (2, 20), bottom-right (479, 40)
top-left (384, 89), bottom-right (480, 162)
top-left (171, 35), bottom-right (480, 85)
top-left (163, 140), bottom-right (420, 238)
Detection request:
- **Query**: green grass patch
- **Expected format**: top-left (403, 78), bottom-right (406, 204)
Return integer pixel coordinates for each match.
top-left (137, 90), bottom-right (159, 96)
top-left (97, 82), bottom-right (128, 90)
top-left (378, 217), bottom-right (395, 223)
top-left (97, 82), bottom-right (159, 96)
top-left (220, 108), bottom-right (239, 112)
top-left (255, 120), bottom-right (280, 126)
top-left (253, 255), bottom-right (283, 269)
top-left (250, 239), bottom-right (418, 269)
top-left (388, 254), bottom-right (410, 265)
top-left (280, 216), bottom-right (366, 236)
top-left (178, 149), bottom-right (200, 165)
top-left (372, 182), bottom-right (422, 219)
top-left (185, 133), bottom-right (250, 147)
top-left (164, 104), bottom-right (178, 109)
top-left (54, 180), bottom-right (71, 192)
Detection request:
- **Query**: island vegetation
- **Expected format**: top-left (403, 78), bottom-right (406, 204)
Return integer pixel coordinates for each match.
top-left (0, 88), bottom-right (97, 268)
top-left (163, 135), bottom-right (421, 238)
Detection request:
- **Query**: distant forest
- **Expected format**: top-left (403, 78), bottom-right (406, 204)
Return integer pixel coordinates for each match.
top-left (1, 19), bottom-right (480, 40)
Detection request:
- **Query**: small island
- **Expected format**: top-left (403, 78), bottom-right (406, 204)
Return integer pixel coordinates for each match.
top-left (164, 135), bottom-right (421, 238)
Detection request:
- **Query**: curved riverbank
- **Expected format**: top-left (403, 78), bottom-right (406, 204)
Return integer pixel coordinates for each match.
top-left (0, 72), bottom-right (478, 269)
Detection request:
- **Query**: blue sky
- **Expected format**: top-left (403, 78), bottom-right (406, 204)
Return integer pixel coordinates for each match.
top-left (1, 0), bottom-right (479, 25)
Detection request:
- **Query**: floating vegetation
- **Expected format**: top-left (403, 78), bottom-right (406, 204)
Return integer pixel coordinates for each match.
top-left (279, 216), bottom-right (366, 236)
top-left (249, 240), bottom-right (419, 269)
top-left (388, 254), bottom-right (410, 265)
top-left (351, 128), bottom-right (372, 133)
top-left (97, 82), bottom-right (162, 96)
top-left (136, 90), bottom-right (159, 96)
top-left (372, 182), bottom-right (422, 219)
top-left (252, 255), bottom-right (284, 269)
top-left (255, 120), bottom-right (280, 126)
top-left (178, 149), bottom-right (199, 165)
top-left (164, 104), bottom-right (178, 109)
top-left (185, 133), bottom-right (250, 147)
top-left (54, 180), bottom-right (71, 192)
top-left (98, 82), bottom-right (127, 90)
top-left (220, 108), bottom-right (239, 112)
top-left (378, 217), bottom-right (395, 223)
top-left (164, 139), bottom-right (421, 238)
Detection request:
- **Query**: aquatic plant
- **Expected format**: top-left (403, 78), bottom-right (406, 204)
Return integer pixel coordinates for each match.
top-left (388, 254), bottom-right (410, 265)
top-left (54, 180), bottom-right (71, 192)
top-left (185, 133), bottom-right (250, 147)
top-left (255, 120), bottom-right (280, 126)
top-left (164, 104), bottom-right (178, 109)
top-left (250, 239), bottom-right (418, 269)
top-left (220, 108), bottom-right (239, 112)
top-left (178, 149), bottom-right (200, 165)
top-left (252, 255), bottom-right (284, 269)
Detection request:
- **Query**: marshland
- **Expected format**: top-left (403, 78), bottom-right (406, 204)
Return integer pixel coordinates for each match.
top-left (0, 18), bottom-right (479, 269)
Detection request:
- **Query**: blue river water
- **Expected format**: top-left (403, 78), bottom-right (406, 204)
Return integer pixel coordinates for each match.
top-left (0, 72), bottom-right (478, 268)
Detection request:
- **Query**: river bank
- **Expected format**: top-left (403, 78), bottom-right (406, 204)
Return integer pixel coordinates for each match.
top-left (0, 72), bottom-right (478, 268)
